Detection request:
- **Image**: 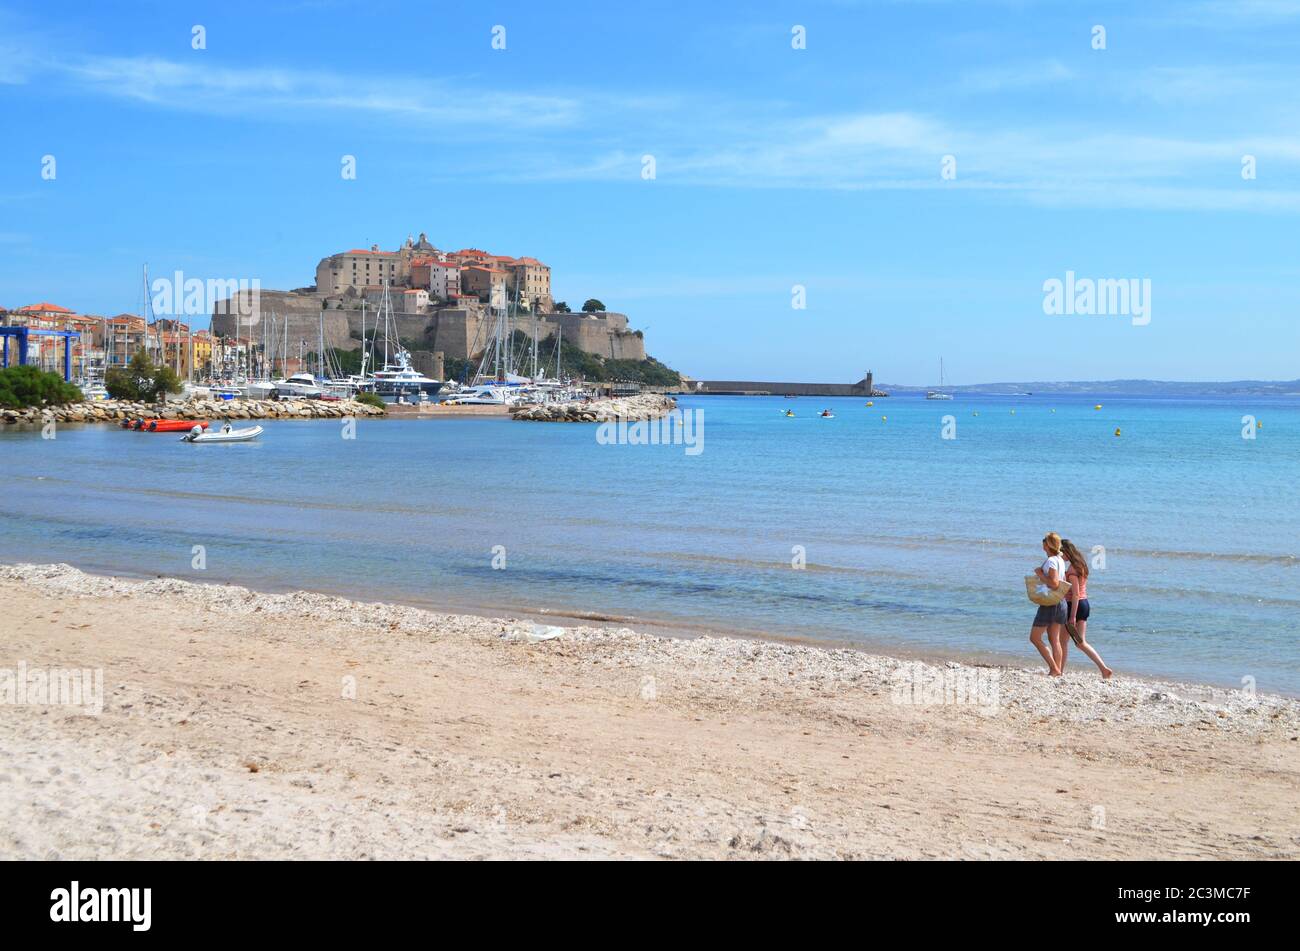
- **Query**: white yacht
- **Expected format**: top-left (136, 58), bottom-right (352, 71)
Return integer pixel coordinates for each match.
top-left (238, 379), bottom-right (279, 400)
top-left (372, 349), bottom-right (442, 399)
top-left (441, 383), bottom-right (512, 405)
top-left (77, 378), bottom-right (109, 401)
top-left (272, 373), bottom-right (325, 398)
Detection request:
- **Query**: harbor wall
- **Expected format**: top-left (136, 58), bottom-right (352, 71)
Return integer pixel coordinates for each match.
top-left (694, 374), bottom-right (885, 397)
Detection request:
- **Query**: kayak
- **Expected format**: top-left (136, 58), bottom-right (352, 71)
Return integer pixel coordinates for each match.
top-left (122, 419), bottom-right (209, 432)
top-left (182, 425), bottom-right (264, 443)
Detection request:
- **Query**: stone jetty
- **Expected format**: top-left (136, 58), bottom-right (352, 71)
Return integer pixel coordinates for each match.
top-left (511, 393), bottom-right (677, 423)
top-left (0, 398), bottom-right (386, 426)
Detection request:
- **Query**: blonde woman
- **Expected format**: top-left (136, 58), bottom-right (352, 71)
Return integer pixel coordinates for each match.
top-left (1029, 532), bottom-right (1068, 676)
top-left (1055, 539), bottom-right (1113, 679)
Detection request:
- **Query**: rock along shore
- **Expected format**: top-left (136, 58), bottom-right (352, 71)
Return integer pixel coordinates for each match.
top-left (0, 398), bottom-right (386, 426)
top-left (511, 393), bottom-right (677, 423)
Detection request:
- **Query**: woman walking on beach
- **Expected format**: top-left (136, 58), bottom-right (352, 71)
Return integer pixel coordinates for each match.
top-left (1030, 532), bottom-right (1068, 676)
top-left (1054, 539), bottom-right (1113, 679)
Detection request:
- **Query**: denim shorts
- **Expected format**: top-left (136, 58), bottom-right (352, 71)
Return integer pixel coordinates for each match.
top-left (1033, 600), bottom-right (1067, 627)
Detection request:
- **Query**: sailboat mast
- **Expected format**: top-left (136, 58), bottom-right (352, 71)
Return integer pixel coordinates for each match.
top-left (141, 264), bottom-right (152, 363)
top-left (383, 283), bottom-right (391, 369)
top-left (528, 278), bottom-right (538, 379)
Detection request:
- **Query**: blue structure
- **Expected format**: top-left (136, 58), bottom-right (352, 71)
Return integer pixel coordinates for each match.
top-left (0, 326), bottom-right (81, 381)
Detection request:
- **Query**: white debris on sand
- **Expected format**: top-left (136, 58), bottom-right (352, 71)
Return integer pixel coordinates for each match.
top-left (3, 562), bottom-right (1294, 734)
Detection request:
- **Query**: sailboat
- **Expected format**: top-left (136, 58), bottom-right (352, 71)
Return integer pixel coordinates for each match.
top-left (926, 358), bottom-right (954, 400)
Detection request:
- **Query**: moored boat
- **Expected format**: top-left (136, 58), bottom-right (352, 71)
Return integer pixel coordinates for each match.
top-left (122, 419), bottom-right (210, 432)
top-left (182, 423), bottom-right (264, 443)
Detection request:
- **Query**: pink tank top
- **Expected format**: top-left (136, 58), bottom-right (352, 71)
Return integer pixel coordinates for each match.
top-left (1067, 569), bottom-right (1087, 599)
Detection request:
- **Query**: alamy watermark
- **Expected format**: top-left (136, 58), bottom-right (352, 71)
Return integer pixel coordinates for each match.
top-left (596, 408), bottom-right (704, 456)
top-left (1042, 271), bottom-right (1150, 326)
top-left (1, 662), bottom-right (103, 716)
top-left (152, 270), bottom-right (260, 320)
top-left (891, 662), bottom-right (1000, 716)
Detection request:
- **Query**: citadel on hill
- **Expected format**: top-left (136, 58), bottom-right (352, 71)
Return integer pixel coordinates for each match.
top-left (211, 233), bottom-right (648, 378)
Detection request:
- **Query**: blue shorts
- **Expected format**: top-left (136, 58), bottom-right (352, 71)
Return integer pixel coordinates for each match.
top-left (1033, 601), bottom-right (1066, 627)
top-left (1069, 598), bottom-right (1091, 622)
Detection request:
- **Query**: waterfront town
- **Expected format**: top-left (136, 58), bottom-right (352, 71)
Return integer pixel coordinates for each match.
top-left (0, 232), bottom-right (654, 389)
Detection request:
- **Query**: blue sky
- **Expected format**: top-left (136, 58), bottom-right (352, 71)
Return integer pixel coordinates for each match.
top-left (1, 0), bottom-right (1298, 383)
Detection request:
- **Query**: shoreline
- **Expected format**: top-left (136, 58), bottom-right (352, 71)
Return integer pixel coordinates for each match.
top-left (1, 557), bottom-right (1283, 702)
top-left (2, 562), bottom-right (1297, 859)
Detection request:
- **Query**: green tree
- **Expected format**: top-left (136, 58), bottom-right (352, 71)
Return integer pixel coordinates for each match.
top-left (0, 364), bottom-right (85, 409)
top-left (105, 349), bottom-right (182, 402)
top-left (552, 301), bottom-right (572, 313)
top-left (443, 355), bottom-right (476, 382)
top-left (581, 299), bottom-right (606, 313)
top-left (501, 330), bottom-right (680, 386)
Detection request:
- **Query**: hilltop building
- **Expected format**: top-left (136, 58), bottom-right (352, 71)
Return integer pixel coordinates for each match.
top-left (213, 231), bottom-right (642, 370)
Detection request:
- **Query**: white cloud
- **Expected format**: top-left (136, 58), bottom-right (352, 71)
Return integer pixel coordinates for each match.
top-left (959, 59), bottom-right (1075, 94)
top-left (53, 54), bottom-right (583, 128)
top-left (9, 39), bottom-right (1300, 213)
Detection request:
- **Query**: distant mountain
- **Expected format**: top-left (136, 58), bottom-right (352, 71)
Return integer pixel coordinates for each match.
top-left (881, 379), bottom-right (1300, 397)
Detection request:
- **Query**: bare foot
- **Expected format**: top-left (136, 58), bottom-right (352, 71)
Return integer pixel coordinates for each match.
top-left (1049, 668), bottom-right (1063, 677)
top-left (1101, 667), bottom-right (1113, 680)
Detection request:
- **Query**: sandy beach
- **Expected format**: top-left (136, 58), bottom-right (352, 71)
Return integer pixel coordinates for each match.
top-left (1, 562), bottom-right (1297, 860)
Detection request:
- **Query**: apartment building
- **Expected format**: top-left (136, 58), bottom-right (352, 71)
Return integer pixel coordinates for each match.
top-left (315, 246), bottom-right (402, 296)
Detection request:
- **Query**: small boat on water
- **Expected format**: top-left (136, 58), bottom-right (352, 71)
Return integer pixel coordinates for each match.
top-left (820, 410), bottom-right (834, 418)
top-left (926, 357), bottom-right (954, 401)
top-left (182, 423), bottom-right (264, 443)
top-left (121, 419), bottom-right (210, 433)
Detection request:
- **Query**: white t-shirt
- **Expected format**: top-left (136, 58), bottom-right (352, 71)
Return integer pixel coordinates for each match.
top-left (1037, 555), bottom-right (1067, 596)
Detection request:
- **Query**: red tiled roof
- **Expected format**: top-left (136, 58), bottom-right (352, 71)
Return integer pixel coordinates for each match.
top-left (16, 302), bottom-right (74, 314)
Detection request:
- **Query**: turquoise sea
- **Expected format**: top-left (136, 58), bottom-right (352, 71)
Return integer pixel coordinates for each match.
top-left (1, 393), bottom-right (1296, 693)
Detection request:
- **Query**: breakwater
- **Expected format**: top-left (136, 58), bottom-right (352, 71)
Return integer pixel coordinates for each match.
top-left (0, 398), bottom-right (386, 426)
top-left (511, 394), bottom-right (676, 422)
top-left (695, 373), bottom-right (887, 397)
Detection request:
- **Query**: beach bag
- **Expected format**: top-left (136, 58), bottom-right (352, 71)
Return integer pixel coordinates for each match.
top-left (1024, 575), bottom-right (1072, 606)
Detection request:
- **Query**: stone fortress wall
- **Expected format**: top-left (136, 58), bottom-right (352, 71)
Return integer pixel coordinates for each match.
top-left (211, 290), bottom-right (646, 363)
